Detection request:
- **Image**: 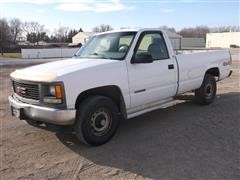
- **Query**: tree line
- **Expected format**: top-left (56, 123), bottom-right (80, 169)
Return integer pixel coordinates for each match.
top-left (160, 25), bottom-right (240, 38)
top-left (1, 17), bottom-right (239, 53)
top-left (0, 18), bottom-right (116, 47)
top-left (0, 18), bottom-right (84, 45)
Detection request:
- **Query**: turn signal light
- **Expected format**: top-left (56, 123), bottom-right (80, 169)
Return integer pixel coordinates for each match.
top-left (55, 85), bottom-right (62, 99)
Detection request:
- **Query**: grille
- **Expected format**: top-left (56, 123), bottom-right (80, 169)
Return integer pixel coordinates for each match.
top-left (12, 81), bottom-right (39, 100)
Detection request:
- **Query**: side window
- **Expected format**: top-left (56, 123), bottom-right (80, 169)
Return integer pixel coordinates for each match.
top-left (119, 35), bottom-right (133, 53)
top-left (136, 32), bottom-right (169, 60)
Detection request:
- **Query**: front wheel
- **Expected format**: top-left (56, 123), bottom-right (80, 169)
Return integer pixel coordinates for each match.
top-left (74, 96), bottom-right (119, 146)
top-left (195, 74), bottom-right (217, 105)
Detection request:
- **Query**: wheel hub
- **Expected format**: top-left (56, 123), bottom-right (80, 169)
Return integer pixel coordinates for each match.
top-left (90, 108), bottom-right (112, 136)
top-left (205, 83), bottom-right (213, 98)
top-left (100, 119), bottom-right (106, 126)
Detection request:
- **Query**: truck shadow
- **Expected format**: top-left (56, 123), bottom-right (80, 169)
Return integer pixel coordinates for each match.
top-left (56, 92), bottom-right (240, 179)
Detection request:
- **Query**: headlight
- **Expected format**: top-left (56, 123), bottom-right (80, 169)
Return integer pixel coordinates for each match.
top-left (43, 84), bottom-right (64, 104)
top-left (49, 86), bottom-right (56, 96)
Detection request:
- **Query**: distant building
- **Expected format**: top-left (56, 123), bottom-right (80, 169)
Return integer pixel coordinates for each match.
top-left (37, 41), bottom-right (48, 46)
top-left (206, 32), bottom-right (240, 48)
top-left (164, 31), bottom-right (206, 50)
top-left (17, 40), bottom-right (31, 46)
top-left (71, 32), bottom-right (94, 46)
top-left (165, 31), bottom-right (182, 50)
top-left (181, 38), bottom-right (206, 49)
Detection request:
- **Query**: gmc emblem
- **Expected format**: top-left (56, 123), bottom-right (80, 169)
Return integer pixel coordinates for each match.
top-left (16, 86), bottom-right (26, 94)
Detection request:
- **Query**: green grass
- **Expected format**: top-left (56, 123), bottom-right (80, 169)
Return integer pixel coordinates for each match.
top-left (0, 53), bottom-right (22, 59)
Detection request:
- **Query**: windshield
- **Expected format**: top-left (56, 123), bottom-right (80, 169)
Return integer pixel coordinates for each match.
top-left (74, 32), bottom-right (136, 60)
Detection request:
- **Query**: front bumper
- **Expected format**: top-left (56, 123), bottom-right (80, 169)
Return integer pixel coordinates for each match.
top-left (9, 95), bottom-right (76, 125)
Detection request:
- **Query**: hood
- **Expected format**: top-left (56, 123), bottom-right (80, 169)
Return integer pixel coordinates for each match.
top-left (10, 58), bottom-right (118, 82)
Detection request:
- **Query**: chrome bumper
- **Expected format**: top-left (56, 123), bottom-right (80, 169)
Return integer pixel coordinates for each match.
top-left (9, 95), bottom-right (76, 125)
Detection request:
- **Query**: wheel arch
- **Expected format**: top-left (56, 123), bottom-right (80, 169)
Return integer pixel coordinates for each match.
top-left (205, 67), bottom-right (220, 77)
top-left (197, 67), bottom-right (220, 90)
top-left (75, 85), bottom-right (127, 119)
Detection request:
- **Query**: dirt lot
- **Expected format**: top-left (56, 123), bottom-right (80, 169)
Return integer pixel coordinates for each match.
top-left (1, 51), bottom-right (239, 180)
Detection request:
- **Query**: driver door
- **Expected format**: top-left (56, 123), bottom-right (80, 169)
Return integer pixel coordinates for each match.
top-left (127, 31), bottom-right (178, 109)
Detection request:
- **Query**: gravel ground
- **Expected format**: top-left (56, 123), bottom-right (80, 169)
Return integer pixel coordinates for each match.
top-left (0, 50), bottom-right (239, 180)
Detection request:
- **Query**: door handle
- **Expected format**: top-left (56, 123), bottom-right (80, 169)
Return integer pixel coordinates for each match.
top-left (168, 64), bottom-right (174, 69)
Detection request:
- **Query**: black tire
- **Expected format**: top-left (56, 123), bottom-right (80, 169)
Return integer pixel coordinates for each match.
top-left (195, 74), bottom-right (217, 105)
top-left (75, 96), bottom-right (119, 146)
top-left (25, 119), bottom-right (40, 127)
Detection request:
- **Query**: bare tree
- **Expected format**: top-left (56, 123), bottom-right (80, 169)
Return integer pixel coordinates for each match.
top-left (194, 26), bottom-right (210, 38)
top-left (27, 32), bottom-right (48, 44)
top-left (21, 21), bottom-right (45, 36)
top-left (54, 26), bottom-right (69, 42)
top-left (21, 21), bottom-right (47, 45)
top-left (0, 18), bottom-right (11, 55)
top-left (179, 26), bottom-right (210, 38)
top-left (92, 24), bottom-right (113, 33)
top-left (9, 18), bottom-right (22, 44)
top-left (230, 26), bottom-right (240, 32)
top-left (159, 26), bottom-right (176, 33)
top-left (211, 26), bottom-right (240, 33)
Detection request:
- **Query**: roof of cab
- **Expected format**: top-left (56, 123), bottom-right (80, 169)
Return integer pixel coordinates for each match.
top-left (94, 28), bottom-right (182, 38)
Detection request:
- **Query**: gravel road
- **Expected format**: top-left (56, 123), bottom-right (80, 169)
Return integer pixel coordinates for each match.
top-left (0, 50), bottom-right (239, 180)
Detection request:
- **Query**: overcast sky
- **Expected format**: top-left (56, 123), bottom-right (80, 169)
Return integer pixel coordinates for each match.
top-left (1, 0), bottom-right (239, 32)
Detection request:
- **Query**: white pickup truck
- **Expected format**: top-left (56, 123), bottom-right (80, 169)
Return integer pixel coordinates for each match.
top-left (9, 28), bottom-right (232, 146)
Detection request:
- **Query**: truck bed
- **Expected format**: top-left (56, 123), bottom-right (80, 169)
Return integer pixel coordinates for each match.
top-left (176, 50), bottom-right (231, 94)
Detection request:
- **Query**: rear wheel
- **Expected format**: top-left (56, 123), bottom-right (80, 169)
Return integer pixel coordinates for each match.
top-left (195, 74), bottom-right (217, 105)
top-left (75, 96), bottom-right (119, 146)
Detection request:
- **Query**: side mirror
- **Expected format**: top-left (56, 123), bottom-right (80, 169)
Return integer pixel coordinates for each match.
top-left (131, 52), bottom-right (153, 64)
